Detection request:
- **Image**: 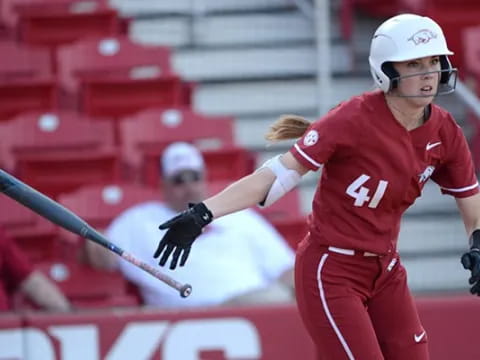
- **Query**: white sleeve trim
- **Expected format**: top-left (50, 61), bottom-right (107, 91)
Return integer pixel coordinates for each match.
top-left (293, 143), bottom-right (322, 168)
top-left (440, 182), bottom-right (479, 192)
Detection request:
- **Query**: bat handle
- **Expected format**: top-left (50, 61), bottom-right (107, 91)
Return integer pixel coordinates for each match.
top-left (121, 252), bottom-right (192, 298)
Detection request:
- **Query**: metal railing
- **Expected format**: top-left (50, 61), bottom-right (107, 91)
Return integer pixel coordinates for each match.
top-left (290, 0), bottom-right (315, 21)
top-left (188, 0), bottom-right (207, 46)
top-left (291, 0), bottom-right (332, 117)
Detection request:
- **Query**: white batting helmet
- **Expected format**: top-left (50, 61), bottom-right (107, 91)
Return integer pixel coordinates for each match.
top-left (369, 14), bottom-right (456, 94)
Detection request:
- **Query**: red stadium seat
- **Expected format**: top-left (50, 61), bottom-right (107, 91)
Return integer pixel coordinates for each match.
top-left (0, 194), bottom-right (59, 261)
top-left (118, 107), bottom-right (256, 185)
top-left (207, 182), bottom-right (308, 250)
top-left (465, 110), bottom-right (480, 171)
top-left (340, 0), bottom-right (399, 41)
top-left (56, 36), bottom-right (185, 117)
top-left (462, 19), bottom-right (480, 170)
top-left (398, 0), bottom-right (479, 13)
top-left (270, 216), bottom-right (309, 250)
top-left (13, 260), bottom-right (141, 309)
top-left (2, 0), bottom-right (122, 48)
top-left (256, 189), bottom-right (303, 220)
top-left (351, 0), bottom-right (399, 17)
top-left (0, 40), bottom-right (52, 80)
top-left (256, 189), bottom-right (308, 250)
top-left (463, 26), bottom-right (480, 92)
top-left (2, 110), bottom-right (121, 197)
top-left (397, 0), bottom-right (480, 71)
top-left (0, 41), bottom-right (57, 121)
top-left (464, 26), bottom-right (480, 168)
top-left (57, 183), bottom-right (162, 244)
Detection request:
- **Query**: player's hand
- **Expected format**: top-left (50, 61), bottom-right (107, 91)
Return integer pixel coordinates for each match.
top-left (461, 249), bottom-right (480, 295)
top-left (154, 202), bottom-right (213, 270)
top-left (461, 230), bottom-right (480, 296)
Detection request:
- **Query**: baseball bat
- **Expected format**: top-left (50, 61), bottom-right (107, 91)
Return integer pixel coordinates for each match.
top-left (0, 169), bottom-right (192, 298)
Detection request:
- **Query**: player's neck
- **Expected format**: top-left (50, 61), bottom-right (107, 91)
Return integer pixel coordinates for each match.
top-left (385, 96), bottom-right (425, 131)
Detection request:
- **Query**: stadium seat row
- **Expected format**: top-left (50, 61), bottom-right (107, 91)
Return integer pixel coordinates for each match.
top-left (0, 0), bottom-right (128, 47)
top-left (0, 0), bottom-right (311, 310)
top-left (0, 36), bottom-right (194, 120)
top-left (0, 107), bottom-right (254, 197)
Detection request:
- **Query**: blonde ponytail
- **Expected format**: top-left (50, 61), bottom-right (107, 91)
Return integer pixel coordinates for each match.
top-left (264, 114), bottom-right (311, 143)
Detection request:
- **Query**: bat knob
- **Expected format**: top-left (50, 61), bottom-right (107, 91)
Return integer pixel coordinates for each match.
top-left (180, 284), bottom-right (192, 298)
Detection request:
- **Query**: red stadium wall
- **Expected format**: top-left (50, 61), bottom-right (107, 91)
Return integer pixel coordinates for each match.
top-left (0, 296), bottom-right (479, 359)
top-left (417, 296), bottom-right (480, 360)
top-left (0, 304), bottom-right (316, 360)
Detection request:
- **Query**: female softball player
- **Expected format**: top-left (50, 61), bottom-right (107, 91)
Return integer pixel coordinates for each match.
top-left (153, 14), bottom-right (480, 360)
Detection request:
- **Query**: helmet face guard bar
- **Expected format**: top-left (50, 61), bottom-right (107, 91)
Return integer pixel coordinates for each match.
top-left (388, 68), bottom-right (458, 98)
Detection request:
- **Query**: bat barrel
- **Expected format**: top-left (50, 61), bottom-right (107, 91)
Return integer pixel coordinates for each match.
top-left (0, 169), bottom-right (192, 298)
top-left (0, 169), bottom-right (91, 236)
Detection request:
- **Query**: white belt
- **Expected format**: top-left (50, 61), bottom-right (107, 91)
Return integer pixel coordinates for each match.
top-left (328, 246), bottom-right (379, 257)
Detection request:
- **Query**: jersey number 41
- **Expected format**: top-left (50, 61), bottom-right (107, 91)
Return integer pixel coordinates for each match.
top-left (346, 174), bottom-right (388, 208)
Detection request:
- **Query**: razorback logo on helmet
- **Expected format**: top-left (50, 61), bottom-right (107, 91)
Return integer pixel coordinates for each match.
top-left (408, 29), bottom-right (438, 45)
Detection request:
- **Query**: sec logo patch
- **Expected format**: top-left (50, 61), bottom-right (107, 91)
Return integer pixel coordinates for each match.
top-left (303, 130), bottom-right (319, 146)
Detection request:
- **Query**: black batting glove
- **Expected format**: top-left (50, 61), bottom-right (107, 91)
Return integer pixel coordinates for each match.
top-left (461, 230), bottom-right (480, 296)
top-left (154, 202), bottom-right (213, 270)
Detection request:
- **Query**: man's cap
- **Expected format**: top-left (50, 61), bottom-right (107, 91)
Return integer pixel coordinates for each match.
top-left (161, 142), bottom-right (205, 178)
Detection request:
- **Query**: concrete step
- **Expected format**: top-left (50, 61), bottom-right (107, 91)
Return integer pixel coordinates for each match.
top-left (404, 255), bottom-right (469, 293)
top-left (234, 116), bottom-right (291, 150)
top-left (130, 13), bottom-right (327, 48)
top-left (194, 77), bottom-right (372, 117)
top-left (172, 44), bottom-right (351, 82)
top-left (129, 17), bottom-right (190, 47)
top-left (435, 95), bottom-right (467, 126)
top-left (398, 216), bottom-right (466, 255)
top-left (404, 181), bottom-right (458, 215)
top-left (110, 0), bottom-right (294, 17)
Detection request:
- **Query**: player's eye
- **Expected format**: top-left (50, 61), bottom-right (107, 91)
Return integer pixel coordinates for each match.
top-left (431, 57), bottom-right (440, 65)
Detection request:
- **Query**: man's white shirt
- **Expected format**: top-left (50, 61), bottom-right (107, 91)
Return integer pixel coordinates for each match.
top-left (106, 201), bottom-right (295, 308)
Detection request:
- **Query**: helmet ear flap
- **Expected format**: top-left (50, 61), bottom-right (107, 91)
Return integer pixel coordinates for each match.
top-left (439, 55), bottom-right (452, 84)
top-left (381, 62), bottom-right (399, 90)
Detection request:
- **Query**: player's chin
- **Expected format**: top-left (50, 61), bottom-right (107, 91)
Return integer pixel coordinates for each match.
top-left (409, 92), bottom-right (434, 106)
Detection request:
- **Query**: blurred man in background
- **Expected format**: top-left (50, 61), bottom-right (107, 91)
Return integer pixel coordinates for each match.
top-left (85, 142), bottom-right (295, 308)
top-left (0, 228), bottom-right (71, 312)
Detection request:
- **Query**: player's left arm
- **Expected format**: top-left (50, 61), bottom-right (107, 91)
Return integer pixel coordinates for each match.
top-left (456, 193), bottom-right (480, 295)
top-left (434, 119), bottom-right (480, 294)
top-left (456, 193), bottom-right (480, 238)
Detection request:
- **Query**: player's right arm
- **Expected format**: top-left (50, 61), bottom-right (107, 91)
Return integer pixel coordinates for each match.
top-left (154, 110), bottom-right (351, 270)
top-left (154, 152), bottom-right (309, 270)
top-left (205, 152), bottom-right (309, 218)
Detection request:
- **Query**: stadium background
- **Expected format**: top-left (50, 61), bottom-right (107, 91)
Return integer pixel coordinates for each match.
top-left (0, 0), bottom-right (479, 358)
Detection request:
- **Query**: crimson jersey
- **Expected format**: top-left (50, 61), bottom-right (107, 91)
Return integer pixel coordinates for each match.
top-left (291, 90), bottom-right (479, 255)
